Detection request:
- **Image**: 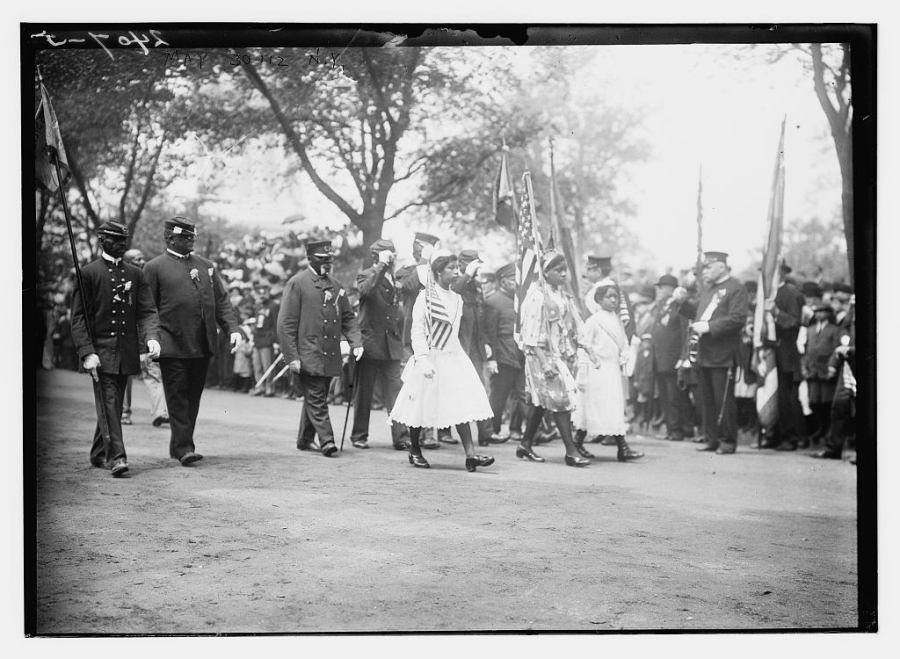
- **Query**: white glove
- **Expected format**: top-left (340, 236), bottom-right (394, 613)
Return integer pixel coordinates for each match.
top-left (420, 244), bottom-right (434, 262)
top-left (146, 339), bottom-right (160, 358)
top-left (83, 353), bottom-right (100, 371)
top-left (378, 250), bottom-right (394, 265)
top-left (464, 259), bottom-right (481, 278)
top-left (289, 359), bottom-right (302, 374)
top-left (672, 286), bottom-right (688, 302)
top-left (230, 332), bottom-right (243, 353)
top-left (691, 320), bottom-right (710, 335)
top-left (485, 360), bottom-right (499, 376)
top-left (353, 346), bottom-right (364, 361)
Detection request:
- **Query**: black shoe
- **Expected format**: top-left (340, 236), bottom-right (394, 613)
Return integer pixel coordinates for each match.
top-left (152, 416), bottom-right (169, 427)
top-left (515, 445), bottom-right (545, 462)
top-left (321, 442), bottom-right (338, 457)
top-left (393, 441), bottom-right (411, 451)
top-left (696, 442), bottom-right (719, 452)
top-left (465, 455), bottom-right (495, 472)
top-left (616, 438), bottom-right (644, 462)
top-left (775, 441), bottom-right (797, 451)
top-left (179, 452), bottom-right (203, 466)
top-left (111, 460), bottom-right (130, 477)
top-left (575, 443), bottom-right (595, 459)
top-left (351, 439), bottom-right (370, 449)
top-left (297, 442), bottom-right (316, 451)
top-left (810, 449), bottom-right (841, 459)
top-left (715, 443), bottom-right (736, 455)
top-left (408, 452), bottom-right (430, 468)
top-left (489, 432), bottom-right (510, 444)
top-left (565, 455), bottom-right (590, 467)
top-left (438, 432), bottom-right (458, 445)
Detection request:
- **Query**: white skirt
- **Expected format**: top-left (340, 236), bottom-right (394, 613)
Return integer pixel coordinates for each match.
top-left (390, 349), bottom-right (494, 429)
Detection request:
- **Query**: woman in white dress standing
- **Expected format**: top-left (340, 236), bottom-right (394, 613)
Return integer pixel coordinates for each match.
top-left (390, 250), bottom-right (496, 472)
top-left (573, 283), bottom-right (644, 461)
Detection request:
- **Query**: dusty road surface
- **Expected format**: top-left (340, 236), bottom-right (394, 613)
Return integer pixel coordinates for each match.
top-left (31, 369), bottom-right (858, 633)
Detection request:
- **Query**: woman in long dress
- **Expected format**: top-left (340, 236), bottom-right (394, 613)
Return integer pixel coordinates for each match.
top-left (573, 283), bottom-right (644, 461)
top-left (515, 251), bottom-right (591, 467)
top-left (390, 250), bottom-right (496, 472)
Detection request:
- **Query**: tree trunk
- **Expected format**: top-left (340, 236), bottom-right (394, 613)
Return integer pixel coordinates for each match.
top-left (359, 214), bottom-right (384, 251)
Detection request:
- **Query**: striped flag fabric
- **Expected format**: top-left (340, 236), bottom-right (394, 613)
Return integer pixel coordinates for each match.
top-left (35, 81), bottom-right (69, 190)
top-left (493, 143), bottom-right (518, 232)
top-left (424, 283), bottom-right (454, 351)
top-left (514, 172), bottom-right (541, 335)
top-left (753, 119), bottom-right (787, 431)
top-left (548, 140), bottom-right (584, 315)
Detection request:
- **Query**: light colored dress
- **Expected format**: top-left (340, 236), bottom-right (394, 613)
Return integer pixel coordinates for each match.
top-left (572, 309), bottom-right (629, 436)
top-left (519, 284), bottom-right (579, 412)
top-left (390, 285), bottom-right (494, 429)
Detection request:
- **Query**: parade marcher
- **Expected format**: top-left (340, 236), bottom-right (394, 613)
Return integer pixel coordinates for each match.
top-left (679, 251), bottom-right (750, 455)
top-left (573, 283), bottom-right (643, 461)
top-left (396, 231), bottom-right (442, 449)
top-left (451, 248), bottom-right (495, 446)
top-left (277, 239), bottom-right (363, 457)
top-left (482, 262), bottom-right (526, 443)
top-left (763, 261), bottom-right (808, 450)
top-left (144, 217), bottom-right (242, 466)
top-left (649, 274), bottom-right (695, 441)
top-left (516, 251), bottom-right (590, 467)
top-left (803, 304), bottom-right (846, 448)
top-left (121, 248), bottom-right (169, 427)
top-left (390, 250), bottom-right (495, 472)
top-left (70, 221), bottom-right (161, 477)
top-left (349, 238), bottom-right (411, 451)
top-left (250, 283), bottom-right (279, 397)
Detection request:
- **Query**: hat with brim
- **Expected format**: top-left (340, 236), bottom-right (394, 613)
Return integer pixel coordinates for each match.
top-left (369, 238), bottom-right (396, 253)
top-left (413, 232), bottom-right (440, 246)
top-left (165, 217), bottom-right (197, 236)
top-left (458, 249), bottom-right (480, 268)
top-left (655, 274), bottom-right (678, 288)
top-left (703, 251), bottom-right (728, 265)
top-left (587, 254), bottom-right (612, 268)
top-left (305, 239), bottom-right (334, 259)
top-left (97, 221), bottom-right (128, 238)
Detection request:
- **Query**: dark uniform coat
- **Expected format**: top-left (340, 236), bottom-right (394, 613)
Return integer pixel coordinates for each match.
top-left (253, 299), bottom-right (280, 349)
top-left (396, 263), bottom-right (427, 360)
top-left (482, 288), bottom-right (524, 369)
top-left (277, 268), bottom-right (362, 377)
top-left (451, 274), bottom-right (488, 364)
top-left (804, 319), bottom-right (846, 380)
top-left (773, 282), bottom-right (805, 376)
top-left (650, 298), bottom-right (695, 373)
top-left (681, 276), bottom-right (749, 368)
top-left (143, 251), bottom-right (238, 358)
top-left (70, 256), bottom-right (159, 374)
top-left (356, 264), bottom-right (404, 361)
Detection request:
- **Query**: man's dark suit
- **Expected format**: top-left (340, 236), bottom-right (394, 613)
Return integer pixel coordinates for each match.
top-left (277, 268), bottom-right (361, 449)
top-left (350, 263), bottom-right (409, 447)
top-left (773, 282), bottom-right (807, 444)
top-left (70, 255), bottom-right (159, 466)
top-left (144, 251), bottom-right (238, 460)
top-left (483, 287), bottom-right (526, 435)
top-left (651, 298), bottom-right (695, 439)
top-left (681, 276), bottom-right (749, 447)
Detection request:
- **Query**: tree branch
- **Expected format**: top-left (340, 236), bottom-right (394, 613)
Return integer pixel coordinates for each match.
top-left (118, 117), bottom-right (142, 224)
top-left (127, 131), bottom-right (166, 239)
top-left (65, 146), bottom-right (102, 230)
top-left (236, 49), bottom-right (361, 224)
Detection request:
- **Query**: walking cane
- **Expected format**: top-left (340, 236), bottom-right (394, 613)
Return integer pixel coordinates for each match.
top-left (269, 362), bottom-right (291, 385)
top-left (254, 353), bottom-right (284, 389)
top-left (716, 366), bottom-right (735, 437)
top-left (339, 360), bottom-right (361, 452)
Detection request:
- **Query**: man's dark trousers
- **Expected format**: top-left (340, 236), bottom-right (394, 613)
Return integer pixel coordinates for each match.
top-left (776, 370), bottom-right (805, 443)
top-left (350, 357), bottom-right (408, 446)
top-left (297, 371), bottom-right (336, 447)
top-left (658, 370), bottom-right (690, 439)
top-left (489, 364), bottom-right (525, 434)
top-left (159, 357), bottom-right (210, 459)
top-left (90, 371), bottom-right (130, 466)
top-left (824, 384), bottom-right (854, 454)
top-left (697, 366), bottom-right (737, 447)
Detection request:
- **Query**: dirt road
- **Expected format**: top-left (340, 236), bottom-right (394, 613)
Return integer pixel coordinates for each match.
top-left (32, 369), bottom-right (858, 633)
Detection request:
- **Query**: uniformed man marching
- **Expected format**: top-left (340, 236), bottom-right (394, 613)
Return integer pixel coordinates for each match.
top-left (70, 221), bottom-right (160, 477)
top-left (277, 239), bottom-right (363, 457)
top-left (677, 251), bottom-right (750, 455)
top-left (143, 217), bottom-right (242, 466)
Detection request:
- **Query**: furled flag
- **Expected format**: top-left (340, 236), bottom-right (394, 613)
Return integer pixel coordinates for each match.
top-left (752, 118), bottom-right (787, 432)
top-left (35, 81), bottom-right (69, 191)
top-left (548, 139), bottom-right (584, 315)
top-left (493, 141), bottom-right (518, 232)
top-left (514, 171), bottom-right (542, 337)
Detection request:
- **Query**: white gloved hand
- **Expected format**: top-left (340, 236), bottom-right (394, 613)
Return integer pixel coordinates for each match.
top-left (464, 259), bottom-right (481, 278)
top-left (420, 244), bottom-right (434, 262)
top-left (230, 332), bottom-right (243, 353)
top-left (672, 286), bottom-right (688, 303)
top-left (691, 320), bottom-right (710, 335)
top-left (146, 339), bottom-right (161, 358)
top-left (485, 360), bottom-right (499, 376)
top-left (83, 353), bottom-right (100, 371)
top-left (353, 346), bottom-right (364, 361)
top-left (378, 250), bottom-right (394, 265)
top-left (289, 359), bottom-right (302, 374)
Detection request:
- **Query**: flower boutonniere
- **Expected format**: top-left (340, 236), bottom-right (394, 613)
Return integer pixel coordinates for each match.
top-left (189, 268), bottom-right (200, 284)
top-left (208, 267), bottom-right (214, 278)
top-left (323, 289), bottom-right (334, 304)
top-left (123, 281), bottom-right (132, 292)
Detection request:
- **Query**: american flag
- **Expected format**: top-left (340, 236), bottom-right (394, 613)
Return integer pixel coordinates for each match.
top-left (514, 172), bottom-right (541, 334)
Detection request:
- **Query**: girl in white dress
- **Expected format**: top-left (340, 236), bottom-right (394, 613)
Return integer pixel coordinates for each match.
top-left (390, 250), bottom-right (496, 472)
top-left (573, 283), bottom-right (644, 461)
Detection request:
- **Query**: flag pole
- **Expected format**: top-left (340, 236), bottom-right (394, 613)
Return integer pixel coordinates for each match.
top-left (42, 74), bottom-right (114, 455)
top-left (695, 163), bottom-right (704, 290)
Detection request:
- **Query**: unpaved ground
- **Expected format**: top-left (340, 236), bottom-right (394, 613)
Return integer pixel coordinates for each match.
top-left (32, 369), bottom-right (858, 633)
